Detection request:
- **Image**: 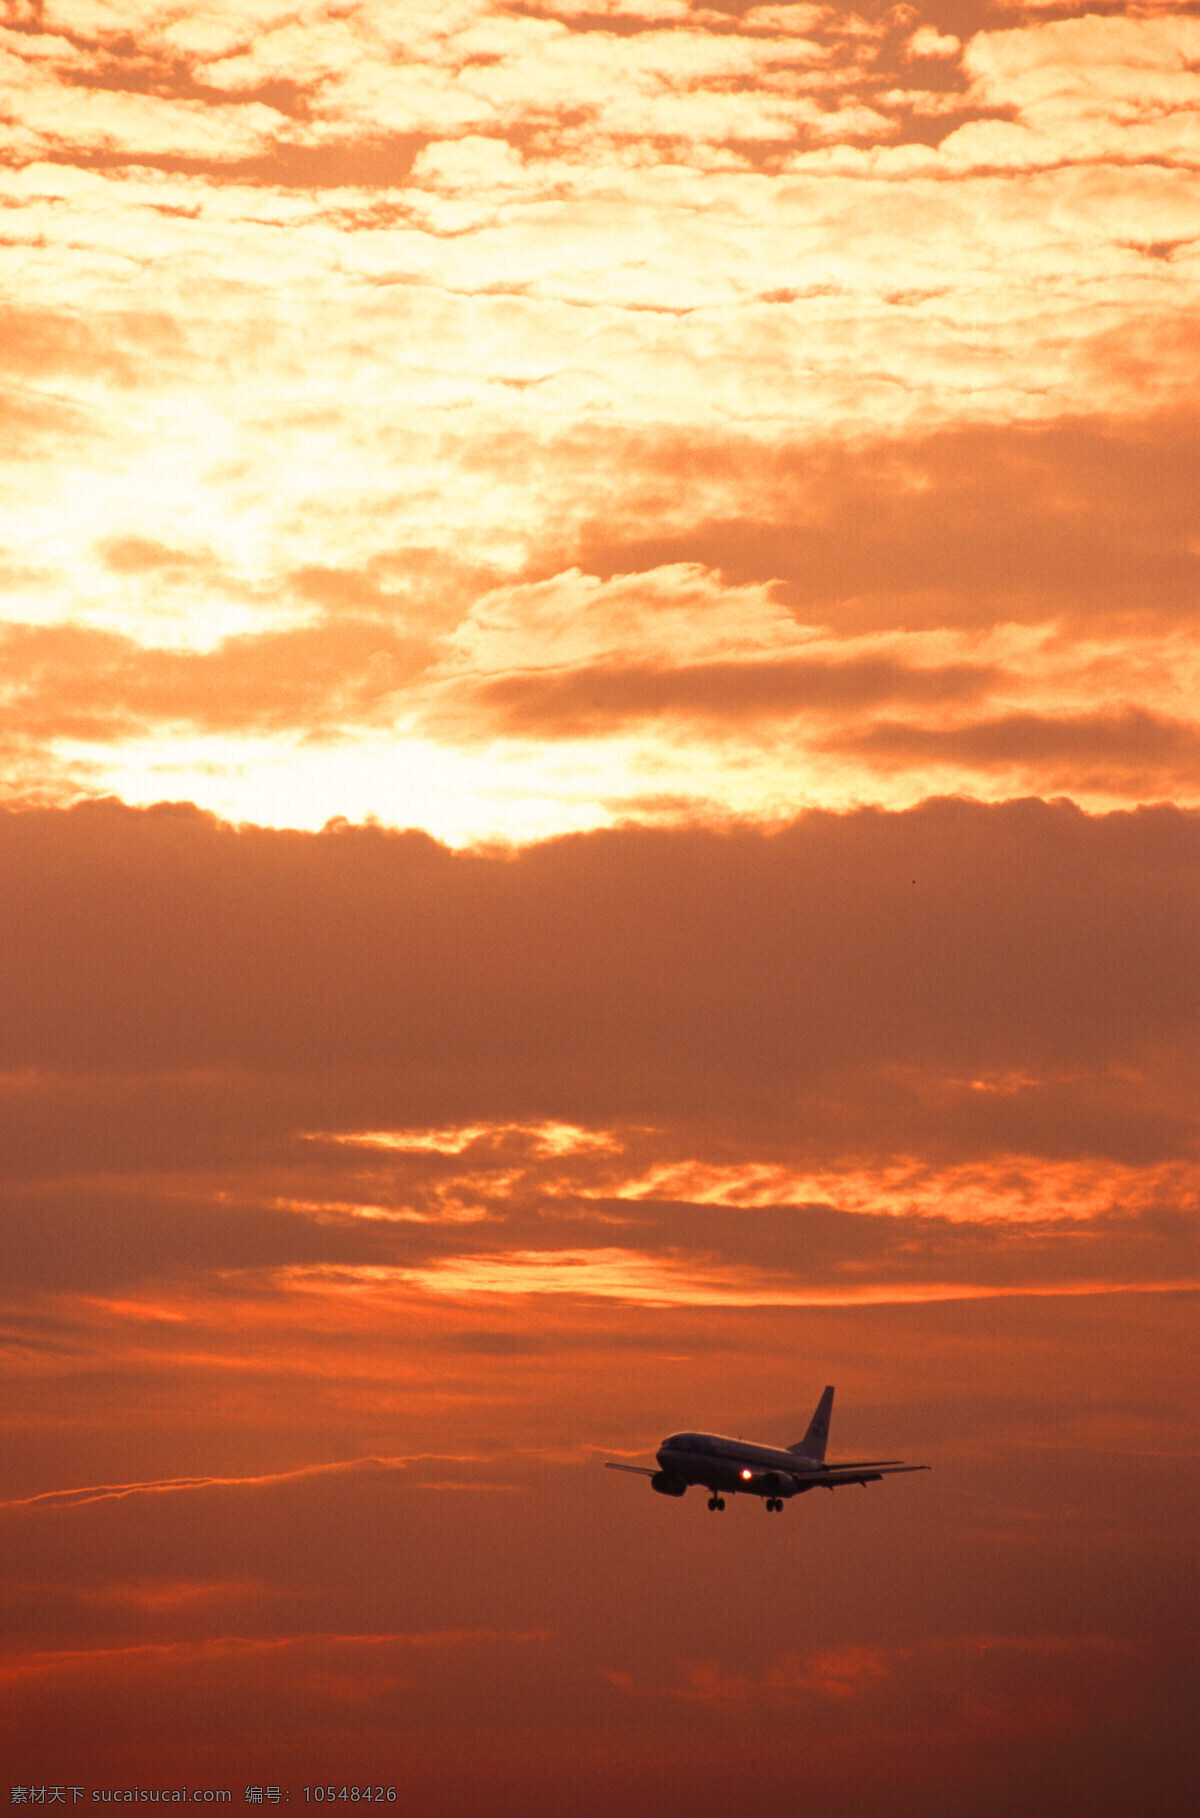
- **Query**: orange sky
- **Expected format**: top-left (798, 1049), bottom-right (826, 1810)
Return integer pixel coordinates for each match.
top-left (2, 1), bottom-right (1198, 1811)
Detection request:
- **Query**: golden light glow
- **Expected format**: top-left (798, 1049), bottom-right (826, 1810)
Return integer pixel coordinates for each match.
top-left (312, 1123), bottom-right (1200, 1224)
top-left (322, 1122), bottom-right (622, 1157)
top-left (391, 1251), bottom-right (1200, 1308)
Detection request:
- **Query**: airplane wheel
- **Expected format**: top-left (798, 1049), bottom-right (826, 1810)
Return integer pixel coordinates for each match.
top-left (717, 1498), bottom-right (725, 1511)
top-left (707, 1496), bottom-right (718, 1511)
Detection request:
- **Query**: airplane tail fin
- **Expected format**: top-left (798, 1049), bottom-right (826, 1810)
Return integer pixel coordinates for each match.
top-left (788, 1385), bottom-right (834, 1461)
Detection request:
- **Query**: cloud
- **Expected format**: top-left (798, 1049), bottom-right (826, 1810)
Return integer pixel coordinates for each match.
top-left (0, 796), bottom-right (1194, 1372)
top-left (95, 537), bottom-right (218, 577)
top-left (572, 413), bottom-right (1200, 633)
top-left (608, 1642), bottom-right (894, 1705)
top-left (4, 1125), bottom-right (1197, 1312)
top-left (0, 1455), bottom-right (409, 1514)
top-left (3, 6), bottom-right (1200, 835)
top-left (832, 707), bottom-right (1200, 795)
top-left (459, 651), bottom-right (998, 736)
top-left (1, 796), bottom-right (1195, 1123)
top-left (907, 28), bottom-right (961, 61)
top-left (10, 409), bottom-right (1200, 833)
top-left (0, 618), bottom-right (435, 744)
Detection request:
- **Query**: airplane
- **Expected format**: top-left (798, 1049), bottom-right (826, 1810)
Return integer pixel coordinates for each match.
top-left (604, 1386), bottom-right (929, 1512)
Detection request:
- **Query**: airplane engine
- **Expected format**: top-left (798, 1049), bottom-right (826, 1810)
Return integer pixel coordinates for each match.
top-left (753, 1471), bottom-right (798, 1501)
top-left (651, 1472), bottom-right (687, 1498)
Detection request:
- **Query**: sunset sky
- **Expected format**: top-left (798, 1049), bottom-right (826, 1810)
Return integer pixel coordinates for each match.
top-left (2, 0), bottom-right (1198, 1810)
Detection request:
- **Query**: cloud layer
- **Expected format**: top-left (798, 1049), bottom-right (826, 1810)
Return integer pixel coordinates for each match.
top-left (2, 1), bottom-right (1200, 834)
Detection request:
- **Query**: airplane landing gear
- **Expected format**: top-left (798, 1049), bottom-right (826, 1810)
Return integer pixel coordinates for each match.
top-left (766, 1497), bottom-right (783, 1511)
top-left (707, 1495), bottom-right (725, 1511)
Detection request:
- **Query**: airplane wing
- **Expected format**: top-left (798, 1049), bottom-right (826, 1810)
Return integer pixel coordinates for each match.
top-left (824, 1459), bottom-right (904, 1468)
top-left (801, 1464), bottom-right (930, 1490)
top-left (604, 1462), bottom-right (657, 1477)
